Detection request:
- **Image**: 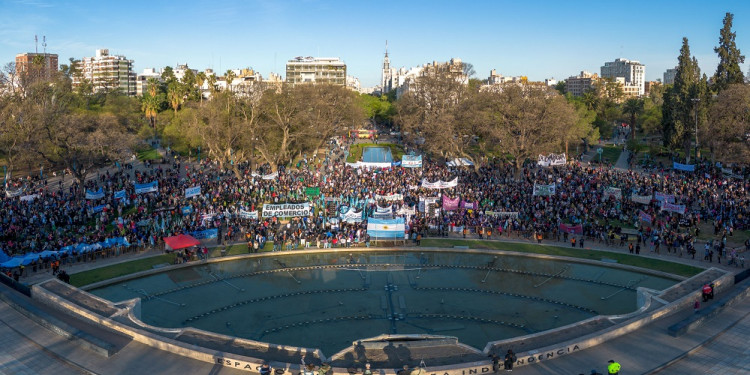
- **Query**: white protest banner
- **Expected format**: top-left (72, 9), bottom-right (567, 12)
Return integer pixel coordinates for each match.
top-left (662, 202), bottom-right (686, 215)
top-left (134, 181), bottom-right (158, 194)
top-left (239, 209), bottom-right (258, 219)
top-left (537, 153), bottom-right (567, 167)
top-left (262, 203), bottom-right (312, 218)
top-left (85, 188), bottom-right (105, 200)
top-left (631, 194), bottom-right (652, 205)
top-left (484, 211), bottom-right (519, 218)
top-left (375, 194), bottom-right (403, 201)
top-left (603, 187), bottom-right (622, 201)
top-left (185, 185), bottom-right (201, 198)
top-left (19, 194), bottom-right (39, 202)
top-left (373, 206), bottom-right (393, 219)
top-left (114, 190), bottom-right (127, 200)
top-left (5, 188), bottom-right (25, 198)
top-left (342, 208), bottom-right (364, 223)
top-left (421, 177), bottom-right (458, 189)
top-left (396, 206), bottom-right (416, 216)
top-left (533, 183), bottom-right (556, 196)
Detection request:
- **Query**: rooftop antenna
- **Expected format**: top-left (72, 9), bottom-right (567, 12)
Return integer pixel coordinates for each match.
top-left (42, 36), bottom-right (47, 54)
top-left (34, 35), bottom-right (38, 53)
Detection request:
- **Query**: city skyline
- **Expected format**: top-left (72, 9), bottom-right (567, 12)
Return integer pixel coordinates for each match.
top-left (1, 0), bottom-right (749, 88)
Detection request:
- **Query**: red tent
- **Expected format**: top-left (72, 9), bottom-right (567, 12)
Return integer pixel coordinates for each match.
top-left (163, 234), bottom-right (201, 250)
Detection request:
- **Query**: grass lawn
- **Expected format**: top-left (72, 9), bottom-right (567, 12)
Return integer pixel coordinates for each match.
top-left (695, 222), bottom-right (750, 247)
top-left (70, 253), bottom-right (176, 287)
top-left (136, 146), bottom-right (161, 161)
top-left (347, 143), bottom-right (405, 163)
top-left (420, 238), bottom-right (703, 278)
top-left (595, 145), bottom-right (622, 165)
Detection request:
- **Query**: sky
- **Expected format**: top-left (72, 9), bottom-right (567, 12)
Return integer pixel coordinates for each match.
top-left (1, 0), bottom-right (750, 88)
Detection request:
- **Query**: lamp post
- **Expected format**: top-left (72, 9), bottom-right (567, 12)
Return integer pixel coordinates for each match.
top-left (691, 98), bottom-right (700, 161)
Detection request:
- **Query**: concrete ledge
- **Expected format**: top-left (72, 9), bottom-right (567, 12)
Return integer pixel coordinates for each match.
top-left (668, 278), bottom-right (750, 337)
top-left (0, 285), bottom-right (117, 357)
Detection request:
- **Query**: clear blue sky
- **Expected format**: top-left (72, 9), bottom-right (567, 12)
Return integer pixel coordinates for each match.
top-left (1, 0), bottom-right (749, 87)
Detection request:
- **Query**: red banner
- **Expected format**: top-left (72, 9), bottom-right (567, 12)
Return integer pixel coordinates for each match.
top-left (559, 223), bottom-right (583, 235)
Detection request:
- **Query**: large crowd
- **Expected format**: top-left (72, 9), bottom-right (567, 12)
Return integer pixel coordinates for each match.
top-left (1, 142), bottom-right (749, 278)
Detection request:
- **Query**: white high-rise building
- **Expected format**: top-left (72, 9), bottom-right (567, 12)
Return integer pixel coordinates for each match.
top-left (600, 58), bottom-right (645, 96)
top-left (73, 49), bottom-right (136, 96)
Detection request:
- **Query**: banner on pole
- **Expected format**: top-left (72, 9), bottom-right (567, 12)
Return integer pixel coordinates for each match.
top-left (401, 155), bottom-right (423, 168)
top-left (484, 211), bottom-right (519, 218)
top-left (442, 196), bottom-right (459, 211)
top-left (185, 185), bottom-right (201, 198)
top-left (262, 203), bottom-right (312, 218)
top-left (638, 210), bottom-right (652, 223)
top-left (662, 202), bottom-right (686, 215)
top-left (654, 192), bottom-right (675, 204)
top-left (631, 194), bottom-right (652, 205)
top-left (305, 187), bottom-right (320, 197)
top-left (559, 223), bottom-right (583, 235)
top-left (603, 187), bottom-right (622, 201)
top-left (673, 162), bottom-right (695, 172)
top-left (533, 183), bottom-right (556, 196)
top-left (418, 197), bottom-right (438, 212)
top-left (537, 153), bottom-right (567, 167)
top-left (134, 181), bottom-right (158, 194)
top-left (461, 200), bottom-right (478, 209)
top-left (85, 188), bottom-right (105, 200)
top-left (375, 193), bottom-right (403, 201)
top-left (239, 209), bottom-right (259, 219)
top-left (19, 194), bottom-right (38, 202)
top-left (421, 177), bottom-right (458, 189)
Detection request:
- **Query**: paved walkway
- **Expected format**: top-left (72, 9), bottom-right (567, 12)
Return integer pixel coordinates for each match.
top-left (511, 295), bottom-right (750, 375)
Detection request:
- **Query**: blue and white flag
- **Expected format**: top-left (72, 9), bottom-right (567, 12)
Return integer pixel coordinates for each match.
top-left (92, 204), bottom-right (106, 213)
top-left (134, 181), bottom-right (158, 194)
top-left (673, 162), bottom-right (695, 172)
top-left (114, 189), bottom-right (127, 200)
top-left (367, 217), bottom-right (405, 238)
top-left (185, 185), bottom-right (201, 198)
top-left (181, 206), bottom-right (193, 216)
top-left (85, 188), bottom-right (105, 200)
top-left (190, 228), bottom-right (218, 239)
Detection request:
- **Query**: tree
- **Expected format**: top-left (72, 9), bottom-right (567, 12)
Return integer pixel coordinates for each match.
top-left (480, 85), bottom-right (576, 171)
top-left (161, 66), bottom-right (176, 84)
top-left (713, 12), bottom-right (745, 92)
top-left (396, 72), bottom-right (477, 165)
top-left (167, 81), bottom-right (185, 114)
top-left (622, 98), bottom-right (644, 139)
top-left (187, 90), bottom-right (257, 175)
top-left (662, 37), bottom-right (708, 161)
top-left (0, 94), bottom-right (35, 179)
top-left (24, 76), bottom-right (133, 185)
top-left (563, 98), bottom-right (599, 155)
top-left (706, 84), bottom-right (750, 163)
top-left (195, 71), bottom-right (207, 103)
top-left (462, 62), bottom-right (476, 78)
top-left (225, 70), bottom-right (236, 92)
top-left (141, 78), bottom-right (163, 130)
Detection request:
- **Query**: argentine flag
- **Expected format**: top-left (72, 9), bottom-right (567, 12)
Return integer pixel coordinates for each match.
top-left (367, 217), bottom-right (405, 238)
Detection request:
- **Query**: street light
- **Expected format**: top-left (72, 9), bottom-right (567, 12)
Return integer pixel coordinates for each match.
top-left (691, 98), bottom-right (700, 161)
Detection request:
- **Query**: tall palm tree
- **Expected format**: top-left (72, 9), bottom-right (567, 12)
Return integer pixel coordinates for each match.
top-left (225, 69), bottom-right (236, 92)
top-left (142, 78), bottom-right (161, 131)
top-left (622, 98), bottom-right (644, 139)
top-left (195, 71), bottom-right (207, 103)
top-left (167, 82), bottom-right (184, 114)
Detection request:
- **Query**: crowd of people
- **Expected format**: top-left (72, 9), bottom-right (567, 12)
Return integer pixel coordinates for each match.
top-left (1, 140), bottom-right (748, 278)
